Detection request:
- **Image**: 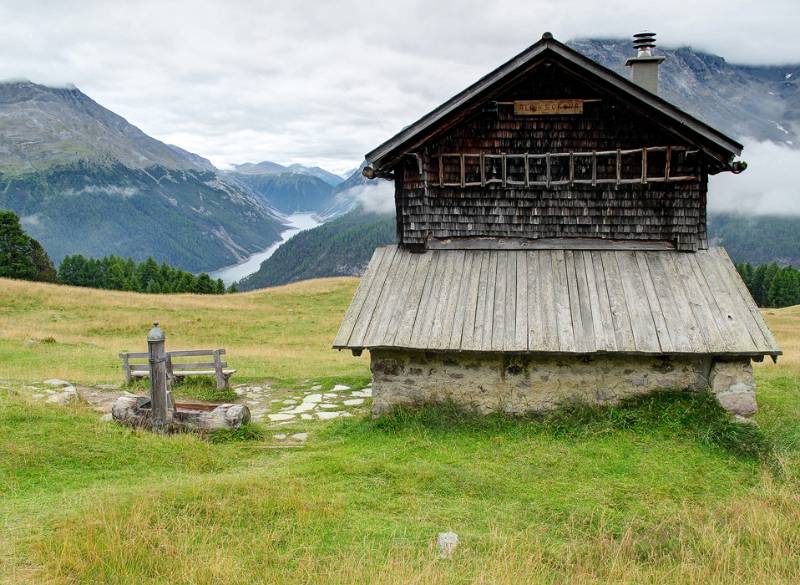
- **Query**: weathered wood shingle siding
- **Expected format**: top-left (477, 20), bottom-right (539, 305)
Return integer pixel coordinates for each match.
top-left (333, 246), bottom-right (781, 358)
top-left (397, 63), bottom-right (708, 251)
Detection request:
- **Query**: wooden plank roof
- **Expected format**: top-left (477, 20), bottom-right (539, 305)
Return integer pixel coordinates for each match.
top-left (366, 33), bottom-right (742, 171)
top-left (333, 246), bottom-right (781, 358)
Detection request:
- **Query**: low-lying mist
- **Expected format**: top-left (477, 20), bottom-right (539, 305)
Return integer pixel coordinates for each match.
top-left (710, 140), bottom-right (800, 215)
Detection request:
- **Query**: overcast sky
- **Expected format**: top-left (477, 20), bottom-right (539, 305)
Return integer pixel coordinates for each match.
top-left (1, 0), bottom-right (798, 174)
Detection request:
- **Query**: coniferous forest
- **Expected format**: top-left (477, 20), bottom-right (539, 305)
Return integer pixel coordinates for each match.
top-left (736, 262), bottom-right (800, 308)
top-left (58, 255), bottom-right (230, 294)
top-left (1, 209), bottom-right (231, 294)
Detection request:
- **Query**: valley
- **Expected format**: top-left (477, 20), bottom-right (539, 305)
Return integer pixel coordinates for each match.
top-left (210, 212), bottom-right (321, 284)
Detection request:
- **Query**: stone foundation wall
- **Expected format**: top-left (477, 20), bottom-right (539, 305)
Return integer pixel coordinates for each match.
top-left (370, 350), bottom-right (757, 417)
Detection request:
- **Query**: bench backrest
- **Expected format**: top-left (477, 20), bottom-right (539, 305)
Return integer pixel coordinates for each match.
top-left (119, 349), bottom-right (227, 381)
top-left (168, 349), bottom-right (227, 372)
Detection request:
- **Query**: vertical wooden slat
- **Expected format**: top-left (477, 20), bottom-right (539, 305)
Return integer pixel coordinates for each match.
top-left (665, 146), bottom-right (671, 181)
top-left (587, 251), bottom-right (617, 352)
top-left (553, 250), bottom-right (575, 352)
top-left (410, 252), bottom-right (444, 348)
top-left (600, 252), bottom-right (636, 351)
top-left (641, 147), bottom-right (648, 184)
top-left (537, 251), bottom-right (560, 351)
top-left (392, 252), bottom-right (433, 347)
top-left (514, 252), bottom-right (528, 350)
top-left (658, 251), bottom-right (708, 353)
top-left (479, 252), bottom-right (499, 351)
top-left (616, 149), bottom-right (621, 185)
top-left (457, 252), bottom-right (484, 350)
top-left (634, 251), bottom-right (672, 352)
top-left (666, 252), bottom-right (724, 351)
top-left (491, 251), bottom-right (508, 351)
top-left (573, 250), bottom-right (596, 353)
top-left (645, 253), bottom-right (694, 353)
top-left (564, 250), bottom-right (585, 352)
top-left (546, 153), bottom-right (551, 189)
top-left (333, 246), bottom-right (390, 347)
top-left (615, 251), bottom-right (660, 352)
top-left (432, 251), bottom-right (466, 349)
top-left (714, 247), bottom-right (778, 352)
top-left (503, 251), bottom-right (518, 351)
top-left (364, 250), bottom-right (412, 347)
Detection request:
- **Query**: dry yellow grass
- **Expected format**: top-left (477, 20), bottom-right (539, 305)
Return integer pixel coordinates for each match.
top-left (0, 276), bottom-right (369, 385)
top-left (762, 304), bottom-right (800, 371)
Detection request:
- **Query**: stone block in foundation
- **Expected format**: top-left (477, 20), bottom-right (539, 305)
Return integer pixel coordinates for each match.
top-left (709, 359), bottom-right (757, 417)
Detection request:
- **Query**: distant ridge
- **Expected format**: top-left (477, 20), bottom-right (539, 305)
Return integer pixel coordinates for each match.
top-left (0, 80), bottom-right (286, 272)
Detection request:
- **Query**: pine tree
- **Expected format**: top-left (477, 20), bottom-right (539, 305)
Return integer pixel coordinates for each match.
top-left (227, 282), bottom-right (239, 293)
top-left (0, 210), bottom-right (55, 281)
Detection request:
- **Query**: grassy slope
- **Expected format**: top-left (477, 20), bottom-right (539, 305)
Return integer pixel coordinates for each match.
top-left (0, 276), bottom-right (369, 387)
top-left (1, 278), bottom-right (800, 584)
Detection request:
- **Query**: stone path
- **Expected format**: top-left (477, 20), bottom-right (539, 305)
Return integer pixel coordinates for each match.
top-left (5, 378), bottom-right (373, 445)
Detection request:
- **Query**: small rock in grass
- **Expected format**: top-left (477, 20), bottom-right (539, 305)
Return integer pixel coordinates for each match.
top-left (343, 398), bottom-right (365, 406)
top-left (351, 388), bottom-right (372, 398)
top-left (43, 379), bottom-right (72, 387)
top-left (100, 413), bottom-right (113, 422)
top-left (273, 433), bottom-right (288, 440)
top-left (303, 393), bottom-right (322, 404)
top-left (310, 384), bottom-right (322, 391)
top-left (319, 403), bottom-right (339, 409)
top-left (332, 384), bottom-right (351, 391)
top-left (282, 399), bottom-right (298, 405)
top-left (290, 432), bottom-right (308, 442)
top-left (437, 532), bottom-right (459, 558)
top-left (300, 414), bottom-right (313, 420)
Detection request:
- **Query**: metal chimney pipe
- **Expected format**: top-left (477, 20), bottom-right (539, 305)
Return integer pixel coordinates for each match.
top-left (625, 32), bottom-right (665, 94)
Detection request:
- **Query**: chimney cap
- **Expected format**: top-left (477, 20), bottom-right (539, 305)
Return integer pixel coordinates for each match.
top-left (542, 31), bottom-right (553, 40)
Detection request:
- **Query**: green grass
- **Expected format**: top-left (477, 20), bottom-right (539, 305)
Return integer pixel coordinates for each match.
top-left (1, 278), bottom-right (799, 583)
top-left (2, 379), bottom-right (799, 584)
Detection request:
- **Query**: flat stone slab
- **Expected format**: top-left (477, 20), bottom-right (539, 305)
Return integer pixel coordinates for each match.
top-left (282, 402), bottom-right (316, 414)
top-left (332, 384), bottom-right (351, 391)
top-left (268, 413), bottom-right (296, 422)
top-left (316, 411), bottom-right (352, 420)
top-left (43, 379), bottom-right (72, 387)
top-left (343, 398), bottom-right (365, 406)
top-left (351, 389), bottom-right (372, 398)
top-left (303, 393), bottom-right (323, 404)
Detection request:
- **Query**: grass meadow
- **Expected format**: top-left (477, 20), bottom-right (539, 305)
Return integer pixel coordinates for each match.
top-left (1, 277), bottom-right (799, 584)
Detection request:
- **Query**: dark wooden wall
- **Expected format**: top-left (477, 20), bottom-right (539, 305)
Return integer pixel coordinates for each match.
top-left (396, 61), bottom-right (708, 251)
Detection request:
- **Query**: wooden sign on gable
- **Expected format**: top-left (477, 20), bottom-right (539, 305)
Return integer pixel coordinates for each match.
top-left (514, 99), bottom-right (584, 115)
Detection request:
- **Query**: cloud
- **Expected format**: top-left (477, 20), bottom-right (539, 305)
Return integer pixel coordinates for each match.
top-left (709, 140), bottom-right (800, 215)
top-left (0, 1), bottom-right (798, 173)
top-left (352, 181), bottom-right (395, 215)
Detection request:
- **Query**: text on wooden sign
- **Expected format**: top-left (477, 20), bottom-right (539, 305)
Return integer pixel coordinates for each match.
top-left (514, 99), bottom-right (584, 115)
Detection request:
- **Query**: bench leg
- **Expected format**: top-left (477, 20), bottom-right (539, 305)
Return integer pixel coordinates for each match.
top-left (213, 350), bottom-right (226, 390)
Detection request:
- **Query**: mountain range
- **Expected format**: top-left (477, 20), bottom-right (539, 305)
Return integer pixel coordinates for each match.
top-left (2, 38), bottom-right (800, 281)
top-left (0, 81), bottom-right (288, 272)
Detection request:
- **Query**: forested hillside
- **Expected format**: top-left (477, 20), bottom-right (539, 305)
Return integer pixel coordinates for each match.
top-left (709, 213), bottom-right (800, 267)
top-left (0, 81), bottom-right (285, 272)
top-left (239, 210), bottom-right (395, 290)
top-left (226, 172), bottom-right (334, 214)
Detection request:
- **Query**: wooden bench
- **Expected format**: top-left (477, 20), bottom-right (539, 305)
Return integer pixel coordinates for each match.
top-left (119, 349), bottom-right (236, 389)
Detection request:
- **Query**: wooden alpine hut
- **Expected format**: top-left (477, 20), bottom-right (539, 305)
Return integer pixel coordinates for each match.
top-left (334, 32), bottom-right (780, 417)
